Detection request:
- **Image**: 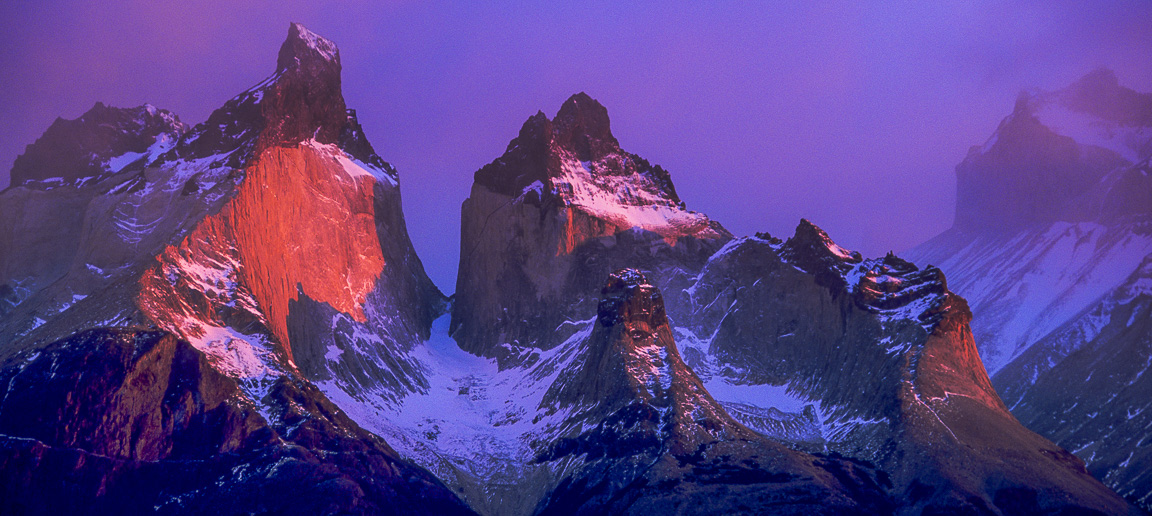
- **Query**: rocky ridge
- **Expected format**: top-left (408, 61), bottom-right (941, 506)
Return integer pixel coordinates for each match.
top-left (675, 220), bottom-right (1129, 514)
top-left (9, 103), bottom-right (186, 188)
top-left (532, 269), bottom-right (893, 515)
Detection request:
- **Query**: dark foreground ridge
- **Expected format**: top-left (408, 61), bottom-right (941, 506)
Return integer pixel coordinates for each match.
top-left (0, 328), bottom-right (474, 515)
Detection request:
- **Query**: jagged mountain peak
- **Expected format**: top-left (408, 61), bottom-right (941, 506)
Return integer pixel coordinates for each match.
top-left (1040, 68), bottom-right (1152, 126)
top-left (509, 92), bottom-right (617, 155)
top-left (475, 93), bottom-right (679, 205)
top-left (1007, 68), bottom-right (1152, 144)
top-left (157, 22), bottom-right (352, 167)
top-left (785, 218), bottom-right (862, 261)
top-left (277, 22), bottom-right (341, 74)
top-left (9, 102), bottom-right (186, 187)
top-left (1065, 68), bottom-right (1120, 100)
top-left (779, 218), bottom-right (863, 289)
top-left (535, 267), bottom-right (897, 514)
top-left (953, 70), bottom-right (1152, 232)
top-left (546, 268), bottom-right (743, 434)
top-left (552, 92), bottom-right (618, 159)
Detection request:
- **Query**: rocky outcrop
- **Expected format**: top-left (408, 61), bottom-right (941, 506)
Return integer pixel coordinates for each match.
top-left (0, 328), bottom-right (474, 515)
top-left (452, 93), bottom-right (729, 365)
top-left (534, 269), bottom-right (893, 515)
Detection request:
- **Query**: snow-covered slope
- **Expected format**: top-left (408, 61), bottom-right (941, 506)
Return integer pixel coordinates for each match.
top-left (909, 221), bottom-right (1152, 373)
top-left (316, 311), bottom-right (592, 516)
top-left (320, 269), bottom-right (896, 515)
top-left (995, 254), bottom-right (1152, 507)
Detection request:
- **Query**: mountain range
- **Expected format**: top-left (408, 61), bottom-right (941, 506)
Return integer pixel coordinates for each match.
top-left (0, 24), bottom-right (1146, 515)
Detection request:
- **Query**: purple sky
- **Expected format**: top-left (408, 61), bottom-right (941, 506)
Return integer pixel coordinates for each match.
top-left (2, 1), bottom-right (1150, 290)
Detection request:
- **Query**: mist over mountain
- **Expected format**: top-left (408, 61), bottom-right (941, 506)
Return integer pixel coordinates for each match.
top-left (908, 68), bottom-right (1152, 509)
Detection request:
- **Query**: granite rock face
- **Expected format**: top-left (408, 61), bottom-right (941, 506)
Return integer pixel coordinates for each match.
top-left (452, 93), bottom-right (730, 365)
top-left (0, 22), bottom-right (441, 399)
top-left (0, 23), bottom-right (457, 514)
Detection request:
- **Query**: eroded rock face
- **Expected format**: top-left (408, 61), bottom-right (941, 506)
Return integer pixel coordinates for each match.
top-left (534, 269), bottom-right (893, 515)
top-left (1, 23), bottom-right (440, 401)
top-left (452, 93), bottom-right (730, 364)
top-left (0, 328), bottom-right (474, 515)
top-left (140, 143), bottom-right (386, 361)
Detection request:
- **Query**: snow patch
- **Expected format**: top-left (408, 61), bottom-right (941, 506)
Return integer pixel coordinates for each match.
top-left (551, 151), bottom-right (715, 238)
top-left (317, 314), bottom-right (594, 489)
top-left (291, 23), bottom-right (338, 63)
top-left (105, 132), bottom-right (177, 172)
top-left (1034, 102), bottom-right (1151, 163)
top-left (702, 378), bottom-right (812, 413)
top-left (301, 139), bottom-right (398, 187)
top-left (908, 222), bottom-right (1152, 373)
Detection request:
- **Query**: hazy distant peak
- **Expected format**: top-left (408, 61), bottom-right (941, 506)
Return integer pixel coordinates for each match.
top-left (1015, 68), bottom-right (1152, 127)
